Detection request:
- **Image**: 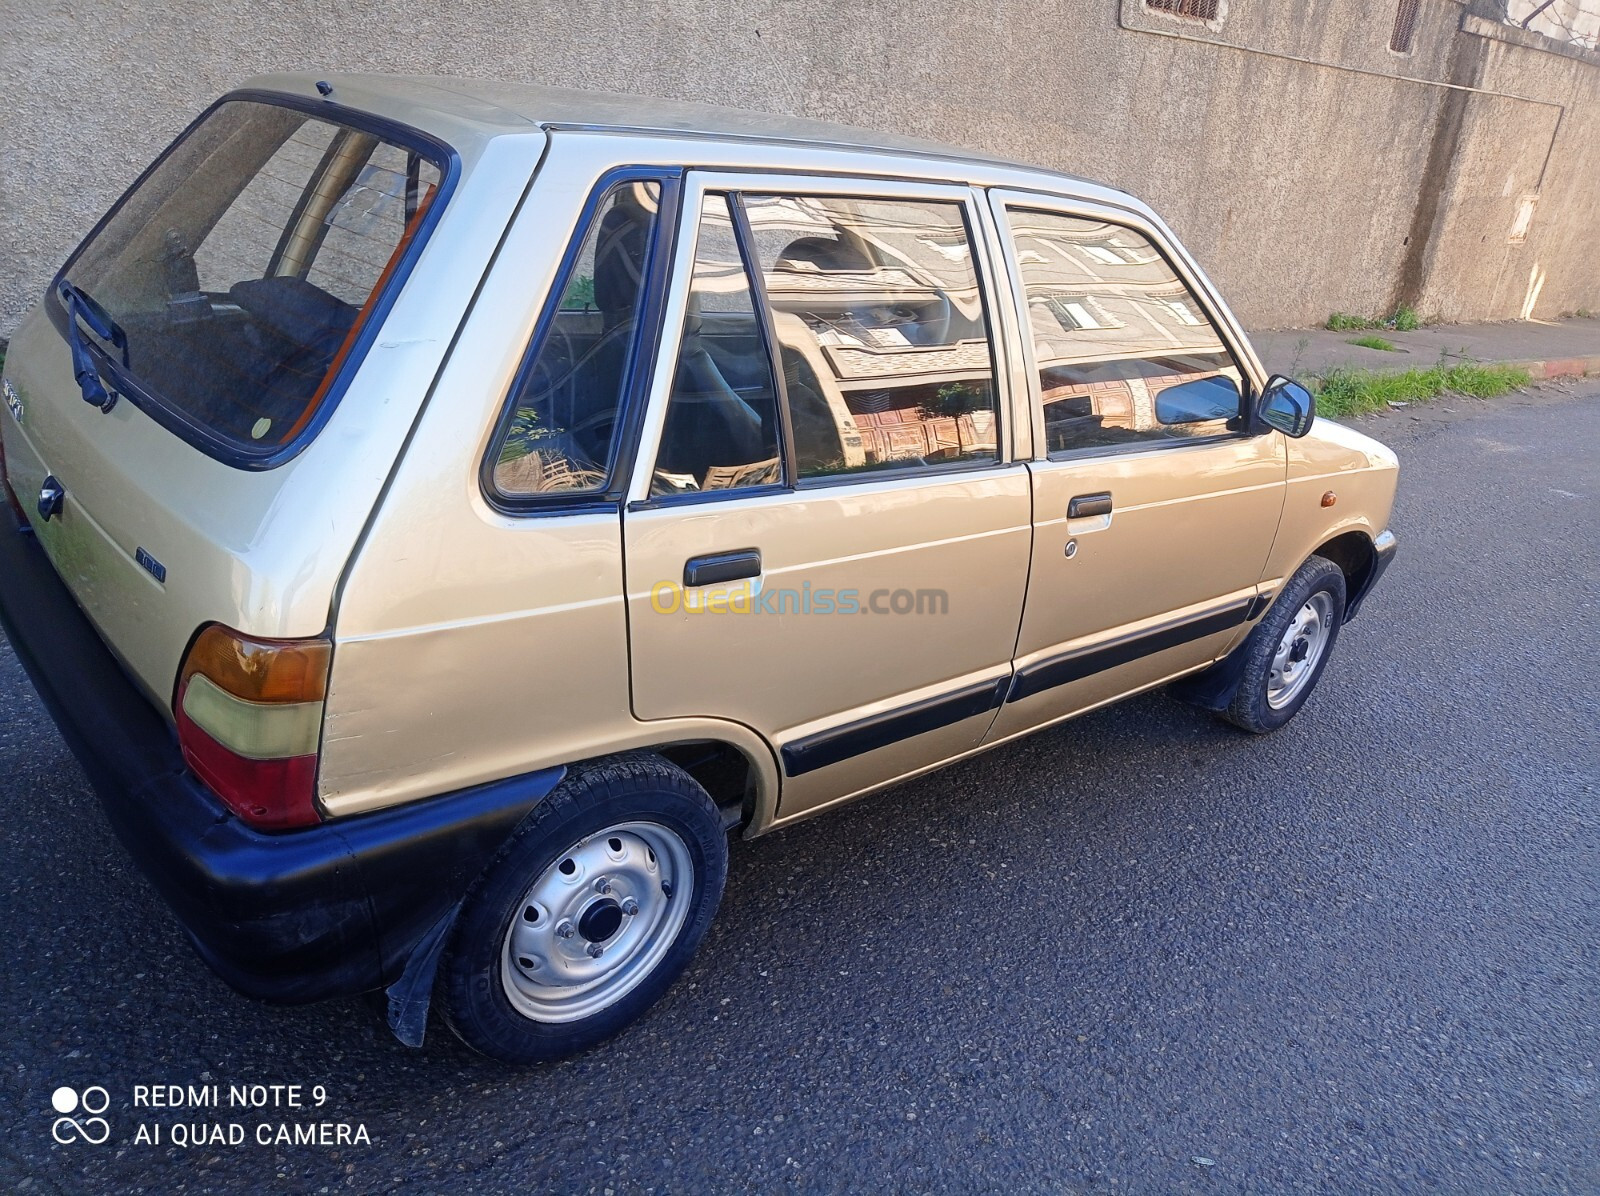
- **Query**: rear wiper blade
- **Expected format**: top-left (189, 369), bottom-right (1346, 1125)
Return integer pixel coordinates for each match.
top-left (57, 279), bottom-right (129, 412)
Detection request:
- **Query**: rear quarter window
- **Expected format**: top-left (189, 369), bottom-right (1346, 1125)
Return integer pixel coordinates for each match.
top-left (51, 96), bottom-right (452, 465)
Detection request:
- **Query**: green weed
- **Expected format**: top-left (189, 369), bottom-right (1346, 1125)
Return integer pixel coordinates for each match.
top-left (1312, 363), bottom-right (1529, 418)
top-left (1326, 308), bottom-right (1424, 333)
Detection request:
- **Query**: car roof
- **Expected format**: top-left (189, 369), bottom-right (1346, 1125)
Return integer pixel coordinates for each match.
top-left (241, 71), bottom-right (1111, 191)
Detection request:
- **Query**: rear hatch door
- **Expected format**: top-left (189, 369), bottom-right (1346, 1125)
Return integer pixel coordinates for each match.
top-left (0, 94), bottom-right (454, 711)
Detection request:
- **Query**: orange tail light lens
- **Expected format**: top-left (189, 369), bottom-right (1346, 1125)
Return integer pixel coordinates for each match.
top-left (175, 624), bottom-right (332, 831)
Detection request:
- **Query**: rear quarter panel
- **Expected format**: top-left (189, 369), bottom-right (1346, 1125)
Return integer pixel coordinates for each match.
top-left (321, 137), bottom-right (641, 817)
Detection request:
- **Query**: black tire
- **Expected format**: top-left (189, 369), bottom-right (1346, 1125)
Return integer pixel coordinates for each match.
top-left (1222, 556), bottom-right (1347, 734)
top-left (440, 753), bottom-right (727, 1064)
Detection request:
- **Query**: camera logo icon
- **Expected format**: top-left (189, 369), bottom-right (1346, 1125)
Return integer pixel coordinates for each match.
top-left (51, 1085), bottom-right (111, 1144)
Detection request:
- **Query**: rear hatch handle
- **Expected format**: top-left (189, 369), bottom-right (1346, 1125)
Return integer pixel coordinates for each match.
top-left (56, 280), bottom-right (129, 412)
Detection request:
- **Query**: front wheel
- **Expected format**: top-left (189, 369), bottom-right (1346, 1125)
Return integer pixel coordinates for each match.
top-left (440, 754), bottom-right (728, 1063)
top-left (1222, 556), bottom-right (1347, 734)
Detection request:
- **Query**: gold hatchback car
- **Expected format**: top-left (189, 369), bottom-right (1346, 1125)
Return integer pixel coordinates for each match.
top-left (0, 74), bottom-right (1397, 1063)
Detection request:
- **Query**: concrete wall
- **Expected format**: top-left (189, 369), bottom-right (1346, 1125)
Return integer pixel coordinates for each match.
top-left (1, 0), bottom-right (1596, 335)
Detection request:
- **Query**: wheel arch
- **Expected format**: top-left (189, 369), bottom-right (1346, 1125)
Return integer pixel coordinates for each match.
top-left (1310, 529), bottom-right (1377, 622)
top-left (382, 733), bottom-right (767, 1050)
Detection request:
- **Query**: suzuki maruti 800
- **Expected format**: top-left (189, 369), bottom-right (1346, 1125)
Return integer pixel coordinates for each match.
top-left (0, 74), bottom-right (1397, 1062)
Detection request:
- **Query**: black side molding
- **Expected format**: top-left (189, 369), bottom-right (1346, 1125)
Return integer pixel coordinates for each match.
top-left (781, 676), bottom-right (1007, 778)
top-left (1009, 598), bottom-right (1257, 703)
top-left (684, 549), bottom-right (761, 588)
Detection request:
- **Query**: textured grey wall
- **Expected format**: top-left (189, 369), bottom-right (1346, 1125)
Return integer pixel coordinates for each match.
top-left (1, 0), bottom-right (1596, 334)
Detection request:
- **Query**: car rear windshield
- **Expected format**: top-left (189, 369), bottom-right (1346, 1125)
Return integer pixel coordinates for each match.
top-left (52, 97), bottom-right (449, 464)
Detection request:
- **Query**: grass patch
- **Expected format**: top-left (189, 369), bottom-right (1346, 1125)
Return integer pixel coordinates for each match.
top-left (1312, 362), bottom-right (1530, 418)
top-left (1346, 334), bottom-right (1397, 352)
top-left (1326, 306), bottom-right (1423, 333)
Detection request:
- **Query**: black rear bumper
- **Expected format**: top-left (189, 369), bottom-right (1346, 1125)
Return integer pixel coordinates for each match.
top-left (0, 503), bottom-right (562, 1006)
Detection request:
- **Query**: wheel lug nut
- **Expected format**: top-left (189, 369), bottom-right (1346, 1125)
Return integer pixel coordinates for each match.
top-left (621, 897), bottom-right (639, 916)
top-left (586, 942), bottom-right (604, 958)
top-left (594, 876), bottom-right (612, 895)
top-left (555, 920), bottom-right (575, 939)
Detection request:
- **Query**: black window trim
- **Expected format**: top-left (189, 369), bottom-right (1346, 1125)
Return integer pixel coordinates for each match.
top-left (1001, 199), bottom-right (1260, 464)
top-left (479, 166), bottom-right (685, 515)
top-left (728, 192), bottom-right (799, 488)
top-left (44, 88), bottom-right (462, 472)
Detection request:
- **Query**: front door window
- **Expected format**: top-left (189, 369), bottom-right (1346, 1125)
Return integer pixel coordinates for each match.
top-left (1007, 209), bottom-right (1246, 454)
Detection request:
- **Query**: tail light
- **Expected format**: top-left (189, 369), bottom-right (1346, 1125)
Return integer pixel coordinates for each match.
top-left (175, 624), bottom-right (332, 831)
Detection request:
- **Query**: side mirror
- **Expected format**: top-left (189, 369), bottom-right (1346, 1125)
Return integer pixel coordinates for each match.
top-left (1154, 374), bottom-right (1242, 426)
top-left (1257, 375), bottom-right (1316, 438)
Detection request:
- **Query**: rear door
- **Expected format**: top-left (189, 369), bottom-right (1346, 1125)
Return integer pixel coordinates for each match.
top-left (622, 172), bottom-right (1032, 822)
top-left (983, 191), bottom-right (1287, 744)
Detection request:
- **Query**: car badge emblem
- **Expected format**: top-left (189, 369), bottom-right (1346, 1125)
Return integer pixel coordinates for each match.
top-left (135, 547), bottom-right (167, 584)
top-left (3, 378), bottom-right (22, 424)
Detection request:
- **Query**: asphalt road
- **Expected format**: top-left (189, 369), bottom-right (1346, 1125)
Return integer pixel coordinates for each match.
top-left (2, 384), bottom-right (1596, 1194)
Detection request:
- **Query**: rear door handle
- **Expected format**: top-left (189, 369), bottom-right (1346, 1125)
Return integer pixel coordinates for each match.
top-left (1067, 492), bottom-right (1113, 519)
top-left (683, 549), bottom-right (762, 587)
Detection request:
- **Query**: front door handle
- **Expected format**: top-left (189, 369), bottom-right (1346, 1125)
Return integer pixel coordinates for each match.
top-left (683, 549), bottom-right (762, 587)
top-left (1067, 492), bottom-right (1113, 519)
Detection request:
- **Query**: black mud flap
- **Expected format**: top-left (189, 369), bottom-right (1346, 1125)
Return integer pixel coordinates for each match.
top-left (385, 907), bottom-right (459, 1048)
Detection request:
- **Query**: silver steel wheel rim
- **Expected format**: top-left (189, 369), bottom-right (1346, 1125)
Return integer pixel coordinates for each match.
top-left (500, 820), bottom-right (694, 1024)
top-left (1267, 591), bottom-right (1334, 710)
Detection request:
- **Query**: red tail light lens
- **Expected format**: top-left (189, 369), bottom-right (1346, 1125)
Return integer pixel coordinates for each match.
top-left (175, 624), bottom-right (332, 831)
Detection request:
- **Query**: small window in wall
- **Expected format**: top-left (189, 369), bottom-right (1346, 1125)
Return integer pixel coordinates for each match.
top-left (1145, 0), bottom-right (1220, 21)
top-left (1390, 0), bottom-right (1421, 53)
top-left (1004, 207), bottom-right (1247, 455)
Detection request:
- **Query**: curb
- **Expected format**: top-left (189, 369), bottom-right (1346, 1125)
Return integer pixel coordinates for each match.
top-left (1505, 355), bottom-right (1600, 381)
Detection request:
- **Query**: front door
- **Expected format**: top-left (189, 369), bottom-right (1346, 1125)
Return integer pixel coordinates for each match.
top-left (984, 194), bottom-right (1287, 744)
top-left (623, 174), bottom-right (1032, 822)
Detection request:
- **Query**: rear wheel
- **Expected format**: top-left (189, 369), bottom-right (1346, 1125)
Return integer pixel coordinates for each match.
top-left (440, 754), bottom-right (727, 1063)
top-left (1222, 556), bottom-right (1346, 734)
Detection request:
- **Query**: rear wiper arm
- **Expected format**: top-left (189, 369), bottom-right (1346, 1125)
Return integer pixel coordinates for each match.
top-left (57, 279), bottom-right (129, 412)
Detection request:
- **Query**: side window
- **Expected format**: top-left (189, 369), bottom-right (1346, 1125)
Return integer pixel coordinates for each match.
top-left (1005, 208), bottom-right (1246, 455)
top-left (743, 194), bottom-right (1000, 480)
top-left (651, 194), bottom-right (783, 497)
top-left (493, 180), bottom-right (661, 496)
